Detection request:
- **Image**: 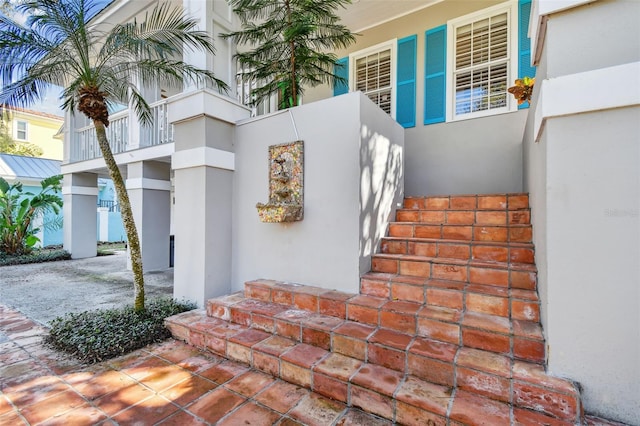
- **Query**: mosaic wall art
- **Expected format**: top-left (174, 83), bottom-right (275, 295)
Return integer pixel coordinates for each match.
top-left (256, 140), bottom-right (304, 223)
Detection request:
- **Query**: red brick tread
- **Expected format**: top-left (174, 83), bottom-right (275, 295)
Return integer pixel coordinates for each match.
top-left (380, 236), bottom-right (535, 264)
top-left (166, 310), bottom-right (582, 424)
top-left (395, 208), bottom-right (531, 226)
top-left (207, 284), bottom-right (543, 362)
top-left (403, 193), bottom-right (529, 211)
top-left (388, 222), bottom-right (533, 242)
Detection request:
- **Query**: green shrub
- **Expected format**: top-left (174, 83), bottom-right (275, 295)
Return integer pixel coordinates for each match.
top-left (0, 249), bottom-right (70, 266)
top-left (45, 298), bottom-right (197, 363)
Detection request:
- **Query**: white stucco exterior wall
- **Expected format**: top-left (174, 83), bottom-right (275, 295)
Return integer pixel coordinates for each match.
top-left (545, 109), bottom-right (639, 423)
top-left (232, 93), bottom-right (404, 294)
top-left (404, 111), bottom-right (527, 196)
top-left (524, 0), bottom-right (640, 422)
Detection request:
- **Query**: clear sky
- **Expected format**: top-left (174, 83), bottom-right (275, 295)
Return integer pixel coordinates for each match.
top-left (32, 86), bottom-right (64, 117)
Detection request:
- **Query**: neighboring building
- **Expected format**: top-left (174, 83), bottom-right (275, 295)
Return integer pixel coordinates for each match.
top-left (0, 153), bottom-right (63, 247)
top-left (59, 0), bottom-right (639, 423)
top-left (0, 153), bottom-right (125, 246)
top-left (1, 106), bottom-right (64, 160)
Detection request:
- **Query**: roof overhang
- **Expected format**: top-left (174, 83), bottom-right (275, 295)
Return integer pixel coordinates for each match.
top-left (337, 0), bottom-right (444, 33)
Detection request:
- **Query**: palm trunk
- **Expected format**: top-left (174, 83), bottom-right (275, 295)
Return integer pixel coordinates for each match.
top-left (94, 121), bottom-right (145, 312)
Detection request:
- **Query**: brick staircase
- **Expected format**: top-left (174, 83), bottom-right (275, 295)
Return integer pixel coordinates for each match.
top-left (166, 194), bottom-right (584, 425)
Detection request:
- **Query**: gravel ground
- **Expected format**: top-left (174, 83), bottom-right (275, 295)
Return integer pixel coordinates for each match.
top-left (0, 251), bottom-right (173, 326)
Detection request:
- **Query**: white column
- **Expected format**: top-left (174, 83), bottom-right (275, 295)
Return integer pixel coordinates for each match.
top-left (62, 173), bottom-right (98, 258)
top-left (169, 89), bottom-right (251, 307)
top-left (98, 207), bottom-right (109, 241)
top-left (126, 161), bottom-right (172, 272)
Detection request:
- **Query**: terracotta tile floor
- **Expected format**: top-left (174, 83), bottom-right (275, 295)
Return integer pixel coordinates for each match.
top-left (0, 304), bottom-right (628, 426)
top-left (0, 305), bottom-right (390, 425)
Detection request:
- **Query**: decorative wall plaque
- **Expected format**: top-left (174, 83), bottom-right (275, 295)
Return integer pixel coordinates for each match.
top-left (256, 140), bottom-right (304, 223)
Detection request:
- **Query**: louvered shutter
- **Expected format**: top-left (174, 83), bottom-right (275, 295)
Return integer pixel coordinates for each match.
top-left (396, 35), bottom-right (417, 128)
top-left (519, 0), bottom-right (536, 109)
top-left (334, 57), bottom-right (349, 96)
top-left (424, 25), bottom-right (447, 124)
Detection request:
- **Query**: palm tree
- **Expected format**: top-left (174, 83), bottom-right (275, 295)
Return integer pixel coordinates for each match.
top-left (223, 0), bottom-right (355, 109)
top-left (0, 0), bottom-right (227, 312)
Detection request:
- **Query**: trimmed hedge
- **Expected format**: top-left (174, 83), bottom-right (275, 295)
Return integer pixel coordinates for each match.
top-left (0, 249), bottom-right (71, 266)
top-left (45, 298), bottom-right (196, 363)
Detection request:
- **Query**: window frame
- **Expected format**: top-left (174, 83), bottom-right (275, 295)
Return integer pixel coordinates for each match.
top-left (15, 120), bottom-right (28, 141)
top-left (349, 39), bottom-right (398, 119)
top-left (446, 1), bottom-right (519, 122)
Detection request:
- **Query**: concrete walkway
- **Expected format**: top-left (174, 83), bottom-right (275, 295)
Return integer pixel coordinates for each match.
top-left (0, 252), bottom-right (173, 326)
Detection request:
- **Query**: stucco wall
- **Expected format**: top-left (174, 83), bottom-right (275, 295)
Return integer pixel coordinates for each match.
top-left (305, 0), bottom-right (525, 196)
top-left (545, 0), bottom-right (639, 78)
top-left (523, 0), bottom-right (640, 423)
top-left (542, 108), bottom-right (640, 424)
top-left (404, 112), bottom-right (526, 196)
top-left (232, 93), bottom-right (404, 294)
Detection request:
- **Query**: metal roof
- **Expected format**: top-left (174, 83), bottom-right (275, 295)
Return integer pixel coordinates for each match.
top-left (0, 154), bottom-right (61, 181)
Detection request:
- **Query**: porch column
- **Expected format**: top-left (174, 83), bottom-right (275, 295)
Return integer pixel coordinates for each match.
top-left (168, 90), bottom-right (251, 307)
top-left (126, 161), bottom-right (171, 272)
top-left (62, 172), bottom-right (98, 258)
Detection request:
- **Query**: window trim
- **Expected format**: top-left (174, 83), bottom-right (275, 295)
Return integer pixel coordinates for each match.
top-left (349, 39), bottom-right (398, 119)
top-left (446, 1), bottom-right (519, 122)
top-left (15, 120), bottom-right (28, 141)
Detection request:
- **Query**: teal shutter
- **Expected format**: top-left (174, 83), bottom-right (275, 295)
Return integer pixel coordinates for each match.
top-left (333, 57), bottom-right (349, 96)
top-left (424, 25), bottom-right (447, 124)
top-left (519, 0), bottom-right (536, 109)
top-left (396, 35), bottom-right (417, 128)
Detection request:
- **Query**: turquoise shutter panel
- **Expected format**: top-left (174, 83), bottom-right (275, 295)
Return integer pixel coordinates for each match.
top-left (396, 35), bottom-right (417, 128)
top-left (424, 25), bottom-right (446, 124)
top-left (519, 0), bottom-right (536, 109)
top-left (333, 57), bottom-right (349, 96)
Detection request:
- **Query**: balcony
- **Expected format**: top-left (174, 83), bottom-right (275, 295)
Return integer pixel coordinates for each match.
top-left (69, 99), bottom-right (173, 163)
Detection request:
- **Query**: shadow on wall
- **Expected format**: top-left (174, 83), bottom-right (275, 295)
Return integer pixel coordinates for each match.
top-left (359, 123), bottom-right (404, 271)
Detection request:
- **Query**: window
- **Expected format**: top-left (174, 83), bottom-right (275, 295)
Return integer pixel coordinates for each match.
top-left (350, 41), bottom-right (396, 117)
top-left (336, 37), bottom-right (416, 127)
top-left (15, 121), bottom-right (27, 140)
top-left (447, 2), bottom-right (518, 120)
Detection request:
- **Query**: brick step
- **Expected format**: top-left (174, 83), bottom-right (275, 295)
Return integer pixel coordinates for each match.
top-left (388, 222), bottom-right (533, 242)
top-left (380, 236), bottom-right (535, 264)
top-left (396, 208), bottom-right (531, 226)
top-left (403, 193), bottom-right (529, 211)
top-left (371, 253), bottom-right (537, 289)
top-left (166, 309), bottom-right (583, 425)
top-left (210, 281), bottom-right (543, 362)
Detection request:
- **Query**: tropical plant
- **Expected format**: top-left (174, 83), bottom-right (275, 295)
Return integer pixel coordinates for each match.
top-left (223, 0), bottom-right (356, 109)
top-left (0, 174), bottom-right (63, 255)
top-left (0, 0), bottom-right (227, 311)
top-left (0, 116), bottom-right (44, 157)
top-left (508, 76), bottom-right (535, 105)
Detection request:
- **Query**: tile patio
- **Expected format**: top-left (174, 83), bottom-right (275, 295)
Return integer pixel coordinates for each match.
top-left (0, 305), bottom-right (391, 425)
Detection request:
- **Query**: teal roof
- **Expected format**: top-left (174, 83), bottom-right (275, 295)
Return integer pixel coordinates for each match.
top-left (0, 154), bottom-right (61, 180)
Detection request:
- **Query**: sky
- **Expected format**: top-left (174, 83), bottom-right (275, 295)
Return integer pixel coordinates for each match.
top-left (4, 0), bottom-right (113, 117)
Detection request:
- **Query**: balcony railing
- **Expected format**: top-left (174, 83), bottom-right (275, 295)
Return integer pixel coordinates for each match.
top-left (141, 99), bottom-right (173, 148)
top-left (69, 99), bottom-right (173, 162)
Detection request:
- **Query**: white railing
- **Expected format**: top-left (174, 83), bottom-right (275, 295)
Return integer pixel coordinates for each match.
top-left (140, 99), bottom-right (174, 148)
top-left (71, 111), bottom-right (129, 162)
top-left (70, 99), bottom-right (173, 162)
